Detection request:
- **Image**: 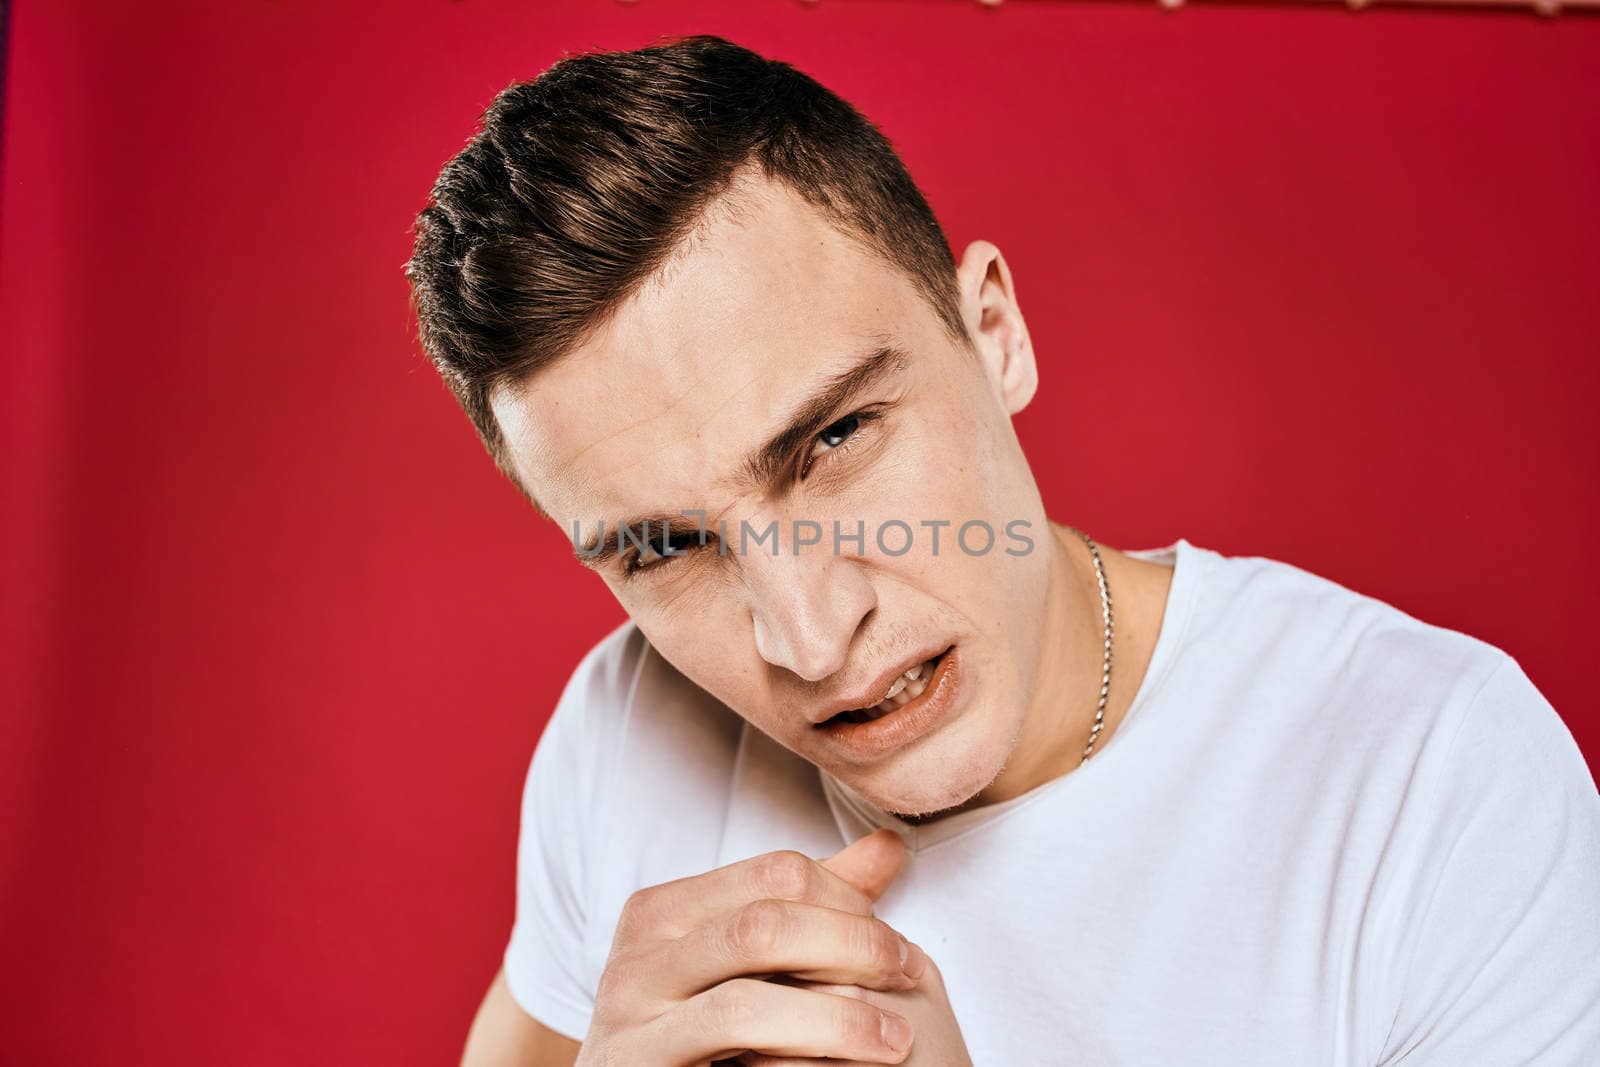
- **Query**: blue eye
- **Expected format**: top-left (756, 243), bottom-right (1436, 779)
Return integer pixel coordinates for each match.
top-left (802, 410), bottom-right (882, 479)
top-left (812, 412), bottom-right (864, 457)
top-left (816, 414), bottom-right (860, 450)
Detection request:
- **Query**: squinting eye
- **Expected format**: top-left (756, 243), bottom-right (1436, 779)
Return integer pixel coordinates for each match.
top-left (802, 410), bottom-right (882, 479)
top-left (812, 414), bottom-right (861, 455)
top-left (625, 531), bottom-right (703, 577)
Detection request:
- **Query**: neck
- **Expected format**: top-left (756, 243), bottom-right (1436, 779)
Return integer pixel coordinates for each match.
top-left (901, 521), bottom-right (1108, 824)
top-left (980, 521), bottom-right (1108, 805)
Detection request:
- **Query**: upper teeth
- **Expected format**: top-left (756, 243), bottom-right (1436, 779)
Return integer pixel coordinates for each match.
top-left (884, 660), bottom-right (928, 701)
top-left (848, 658), bottom-right (931, 719)
top-left (830, 657), bottom-right (941, 725)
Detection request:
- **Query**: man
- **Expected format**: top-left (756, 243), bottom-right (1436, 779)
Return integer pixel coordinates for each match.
top-left (405, 34), bottom-right (1600, 1067)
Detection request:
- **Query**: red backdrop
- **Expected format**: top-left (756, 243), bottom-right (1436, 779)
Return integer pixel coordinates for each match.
top-left (2, 1), bottom-right (1596, 1063)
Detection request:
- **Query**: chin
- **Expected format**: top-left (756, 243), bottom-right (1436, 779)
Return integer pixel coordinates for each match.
top-left (847, 710), bottom-right (1012, 818)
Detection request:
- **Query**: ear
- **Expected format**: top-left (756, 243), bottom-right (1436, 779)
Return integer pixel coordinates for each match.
top-left (956, 240), bottom-right (1038, 415)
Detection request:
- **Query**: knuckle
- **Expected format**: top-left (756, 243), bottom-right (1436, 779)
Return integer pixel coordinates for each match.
top-left (699, 978), bottom-right (761, 1036)
top-left (834, 995), bottom-right (890, 1050)
top-left (729, 898), bottom-right (789, 959)
top-left (865, 917), bottom-right (905, 976)
top-left (751, 850), bottom-right (815, 901)
top-left (616, 886), bottom-right (658, 940)
top-left (594, 955), bottom-right (642, 1006)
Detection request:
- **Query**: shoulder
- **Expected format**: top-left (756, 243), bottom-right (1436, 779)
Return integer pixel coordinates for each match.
top-left (1440, 652), bottom-right (1597, 806)
top-left (1171, 545), bottom-right (1600, 1059)
top-left (1191, 543), bottom-right (1598, 904)
top-left (1163, 543), bottom-right (1566, 815)
top-left (1190, 544), bottom-right (1513, 711)
top-left (1187, 538), bottom-right (1595, 812)
top-left (535, 619), bottom-right (746, 808)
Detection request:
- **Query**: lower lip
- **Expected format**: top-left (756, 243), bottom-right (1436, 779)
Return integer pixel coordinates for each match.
top-left (813, 646), bottom-right (962, 763)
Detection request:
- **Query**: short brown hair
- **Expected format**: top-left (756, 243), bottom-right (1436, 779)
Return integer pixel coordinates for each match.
top-left (404, 34), bottom-right (966, 503)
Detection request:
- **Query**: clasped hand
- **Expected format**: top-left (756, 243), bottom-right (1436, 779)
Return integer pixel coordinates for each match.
top-left (576, 829), bottom-right (972, 1067)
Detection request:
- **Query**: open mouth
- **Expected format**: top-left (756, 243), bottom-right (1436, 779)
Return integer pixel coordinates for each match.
top-left (820, 650), bottom-right (949, 727)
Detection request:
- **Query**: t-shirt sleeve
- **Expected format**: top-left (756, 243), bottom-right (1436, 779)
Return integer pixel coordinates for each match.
top-left (1376, 653), bottom-right (1600, 1065)
top-left (502, 629), bottom-right (635, 1043)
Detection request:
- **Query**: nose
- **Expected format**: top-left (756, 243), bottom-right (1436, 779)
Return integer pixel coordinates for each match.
top-left (742, 530), bottom-right (876, 683)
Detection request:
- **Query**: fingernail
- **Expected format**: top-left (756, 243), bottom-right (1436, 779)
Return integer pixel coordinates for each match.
top-left (880, 1010), bottom-right (912, 1053)
top-left (900, 938), bottom-right (928, 980)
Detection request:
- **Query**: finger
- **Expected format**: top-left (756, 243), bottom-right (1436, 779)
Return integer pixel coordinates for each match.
top-left (738, 1056), bottom-right (880, 1067)
top-left (637, 898), bottom-right (927, 1001)
top-left (734, 977), bottom-right (883, 1066)
top-left (617, 848), bottom-right (880, 945)
top-left (819, 829), bottom-right (908, 902)
top-left (649, 977), bottom-right (914, 1065)
top-left (765, 974), bottom-right (878, 1000)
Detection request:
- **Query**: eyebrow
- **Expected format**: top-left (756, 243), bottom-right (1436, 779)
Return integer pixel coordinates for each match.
top-left (572, 340), bottom-right (910, 570)
top-left (742, 341), bottom-right (909, 488)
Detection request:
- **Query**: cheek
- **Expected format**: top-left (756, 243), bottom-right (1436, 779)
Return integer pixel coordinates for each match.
top-left (919, 373), bottom-right (1024, 503)
top-left (907, 393), bottom-right (1050, 629)
top-left (617, 587), bottom-right (772, 713)
top-left (898, 396), bottom-right (1036, 558)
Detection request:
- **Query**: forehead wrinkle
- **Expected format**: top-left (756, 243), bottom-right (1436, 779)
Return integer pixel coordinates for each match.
top-left (540, 191), bottom-right (766, 486)
top-left (547, 358), bottom-right (764, 504)
top-left (534, 173), bottom-right (896, 515)
top-left (698, 371), bottom-right (764, 485)
top-left (550, 384), bottom-right (688, 478)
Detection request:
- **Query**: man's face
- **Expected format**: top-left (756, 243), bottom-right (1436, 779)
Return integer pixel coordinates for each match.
top-left (493, 172), bottom-right (1051, 816)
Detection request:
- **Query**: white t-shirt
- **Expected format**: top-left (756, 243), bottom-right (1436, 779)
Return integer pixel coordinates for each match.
top-left (504, 538), bottom-right (1600, 1064)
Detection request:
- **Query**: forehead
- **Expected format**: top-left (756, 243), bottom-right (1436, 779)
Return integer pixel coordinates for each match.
top-left (493, 174), bottom-right (927, 523)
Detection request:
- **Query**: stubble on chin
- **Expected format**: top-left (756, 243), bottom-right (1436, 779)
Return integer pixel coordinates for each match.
top-left (874, 733), bottom-right (1013, 822)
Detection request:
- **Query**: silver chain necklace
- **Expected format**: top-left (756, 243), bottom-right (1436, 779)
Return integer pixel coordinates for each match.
top-left (1067, 526), bottom-right (1114, 765)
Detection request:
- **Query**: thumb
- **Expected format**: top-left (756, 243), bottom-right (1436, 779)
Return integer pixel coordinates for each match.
top-left (820, 828), bottom-right (908, 902)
